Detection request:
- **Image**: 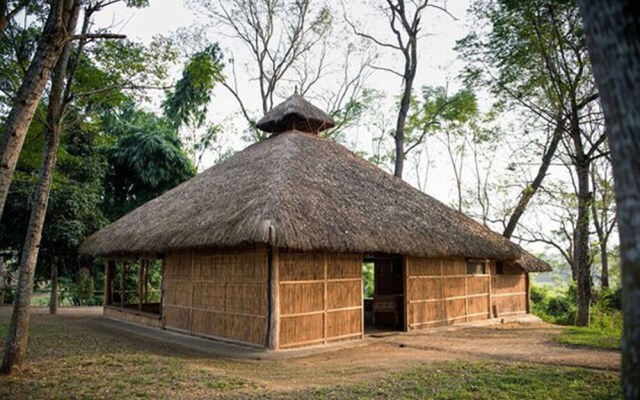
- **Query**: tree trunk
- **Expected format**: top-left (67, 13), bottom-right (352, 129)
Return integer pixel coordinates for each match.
top-left (578, 1), bottom-right (640, 396)
top-left (573, 158), bottom-right (592, 326)
top-left (0, 0), bottom-right (73, 219)
top-left (503, 116), bottom-right (564, 238)
top-left (0, 6), bottom-right (77, 372)
top-left (48, 260), bottom-right (58, 315)
top-left (600, 242), bottom-right (609, 289)
top-left (394, 35), bottom-right (418, 179)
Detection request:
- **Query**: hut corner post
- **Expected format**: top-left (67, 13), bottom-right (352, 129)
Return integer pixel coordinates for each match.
top-left (104, 260), bottom-right (115, 306)
top-left (266, 246), bottom-right (280, 350)
top-left (525, 272), bottom-right (531, 314)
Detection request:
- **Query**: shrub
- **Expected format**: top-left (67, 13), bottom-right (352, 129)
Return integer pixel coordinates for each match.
top-left (77, 268), bottom-right (95, 305)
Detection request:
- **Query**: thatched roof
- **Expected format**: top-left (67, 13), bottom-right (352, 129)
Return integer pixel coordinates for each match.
top-left (80, 140), bottom-right (546, 271)
top-left (256, 94), bottom-right (335, 133)
top-left (515, 248), bottom-right (553, 272)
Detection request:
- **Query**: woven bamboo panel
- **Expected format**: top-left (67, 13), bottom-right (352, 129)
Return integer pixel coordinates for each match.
top-left (492, 274), bottom-right (526, 294)
top-left (279, 252), bottom-right (324, 281)
top-left (226, 282), bottom-right (268, 315)
top-left (443, 277), bottom-right (466, 297)
top-left (494, 294), bottom-right (526, 314)
top-left (408, 277), bottom-right (442, 300)
top-left (193, 252), bottom-right (267, 281)
top-left (327, 280), bottom-right (361, 310)
top-left (445, 298), bottom-right (466, 319)
top-left (164, 253), bottom-right (193, 279)
top-left (410, 301), bottom-right (444, 324)
top-left (191, 282), bottom-right (226, 310)
top-left (164, 281), bottom-right (192, 306)
top-left (280, 313), bottom-right (324, 346)
top-left (442, 258), bottom-right (466, 275)
top-left (280, 282), bottom-right (324, 315)
top-left (409, 257), bottom-right (441, 276)
top-left (191, 309), bottom-right (266, 345)
top-left (467, 276), bottom-right (489, 295)
top-left (468, 295), bottom-right (489, 315)
top-left (164, 305), bottom-right (190, 331)
top-left (327, 309), bottom-right (361, 338)
top-left (327, 254), bottom-right (361, 279)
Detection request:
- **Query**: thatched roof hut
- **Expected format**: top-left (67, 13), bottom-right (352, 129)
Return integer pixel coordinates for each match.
top-left (81, 94), bottom-right (550, 350)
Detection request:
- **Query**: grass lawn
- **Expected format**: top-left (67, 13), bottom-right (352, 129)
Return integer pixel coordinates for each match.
top-left (559, 326), bottom-right (621, 350)
top-left (0, 310), bottom-right (622, 399)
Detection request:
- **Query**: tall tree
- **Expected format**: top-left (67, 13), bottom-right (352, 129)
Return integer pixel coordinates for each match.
top-left (0, 0), bottom-right (79, 218)
top-left (347, 0), bottom-right (453, 178)
top-left (577, 0), bottom-right (640, 396)
top-left (0, 0), bottom-right (80, 374)
top-left (460, 0), bottom-right (606, 326)
top-left (189, 0), bottom-right (332, 141)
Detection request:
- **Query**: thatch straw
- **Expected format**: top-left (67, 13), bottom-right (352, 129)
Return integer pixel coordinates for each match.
top-left (515, 248), bottom-right (552, 272)
top-left (256, 94), bottom-right (335, 133)
top-left (80, 128), bottom-right (549, 271)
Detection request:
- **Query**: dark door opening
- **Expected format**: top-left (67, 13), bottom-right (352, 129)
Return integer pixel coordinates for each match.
top-left (363, 254), bottom-right (404, 334)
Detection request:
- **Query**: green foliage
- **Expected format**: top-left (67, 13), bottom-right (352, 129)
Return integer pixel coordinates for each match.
top-left (531, 282), bottom-right (622, 350)
top-left (102, 102), bottom-right (196, 220)
top-left (163, 44), bottom-right (224, 129)
top-left (362, 263), bottom-right (374, 299)
top-left (76, 268), bottom-right (95, 305)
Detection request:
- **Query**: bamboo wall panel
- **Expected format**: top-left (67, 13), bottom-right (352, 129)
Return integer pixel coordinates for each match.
top-left (443, 277), bottom-right (466, 298)
top-left (445, 298), bottom-right (466, 319)
top-left (278, 252), bottom-right (362, 348)
top-left (494, 294), bottom-right (526, 314)
top-left (191, 310), bottom-right (266, 345)
top-left (162, 248), bottom-right (268, 346)
top-left (408, 257), bottom-right (495, 329)
top-left (280, 253), bottom-right (324, 281)
top-left (467, 276), bottom-right (490, 295)
top-left (442, 258), bottom-right (466, 275)
top-left (468, 296), bottom-right (489, 315)
top-left (327, 281), bottom-right (361, 309)
top-left (280, 314), bottom-right (324, 347)
top-left (280, 282), bottom-right (324, 315)
top-left (327, 254), bottom-right (361, 279)
top-left (164, 305), bottom-right (190, 331)
top-left (327, 309), bottom-right (361, 338)
top-left (410, 301), bottom-right (444, 324)
top-left (408, 277), bottom-right (442, 300)
top-left (409, 257), bottom-right (441, 276)
top-left (164, 281), bottom-right (192, 306)
top-left (492, 274), bottom-right (526, 294)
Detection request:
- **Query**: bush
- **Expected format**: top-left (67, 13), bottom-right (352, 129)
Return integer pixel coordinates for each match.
top-left (531, 283), bottom-right (575, 325)
top-left (77, 268), bottom-right (95, 306)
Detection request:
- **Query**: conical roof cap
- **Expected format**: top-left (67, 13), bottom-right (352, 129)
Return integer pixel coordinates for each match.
top-left (256, 93), bottom-right (335, 134)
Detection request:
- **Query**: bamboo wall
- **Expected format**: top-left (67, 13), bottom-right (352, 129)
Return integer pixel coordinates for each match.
top-left (278, 252), bottom-right (363, 349)
top-left (407, 257), bottom-right (527, 330)
top-left (489, 261), bottom-right (528, 316)
top-left (162, 248), bottom-right (268, 346)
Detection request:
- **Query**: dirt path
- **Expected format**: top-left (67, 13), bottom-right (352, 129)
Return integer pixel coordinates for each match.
top-left (0, 306), bottom-right (621, 391)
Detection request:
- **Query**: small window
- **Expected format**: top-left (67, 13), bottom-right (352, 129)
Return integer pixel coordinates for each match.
top-left (495, 261), bottom-right (505, 275)
top-left (466, 260), bottom-right (486, 275)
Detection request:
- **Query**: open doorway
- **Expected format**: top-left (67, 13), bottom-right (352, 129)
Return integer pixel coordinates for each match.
top-left (363, 254), bottom-right (405, 334)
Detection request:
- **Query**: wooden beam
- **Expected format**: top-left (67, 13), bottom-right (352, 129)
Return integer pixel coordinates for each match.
top-left (121, 261), bottom-right (128, 308)
top-left (525, 272), bottom-right (531, 314)
top-left (403, 255), bottom-right (409, 332)
top-left (267, 246), bottom-right (280, 350)
top-left (323, 251), bottom-right (328, 344)
top-left (138, 260), bottom-right (144, 312)
top-left (488, 261), bottom-right (493, 318)
top-left (104, 260), bottom-right (115, 306)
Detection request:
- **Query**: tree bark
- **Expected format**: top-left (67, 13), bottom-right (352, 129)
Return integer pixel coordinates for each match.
top-left (0, 0), bottom-right (73, 219)
top-left (393, 40), bottom-right (418, 179)
top-left (503, 116), bottom-right (564, 238)
top-left (48, 260), bottom-right (58, 315)
top-left (0, 3), bottom-right (78, 373)
top-left (577, 1), bottom-right (640, 397)
top-left (573, 156), bottom-right (592, 326)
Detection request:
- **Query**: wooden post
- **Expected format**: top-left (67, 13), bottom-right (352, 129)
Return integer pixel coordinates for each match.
top-left (138, 260), bottom-right (144, 312)
top-left (104, 260), bottom-right (115, 306)
top-left (440, 259), bottom-right (446, 326)
top-left (488, 261), bottom-right (493, 318)
top-left (121, 261), bottom-right (128, 308)
top-left (323, 251), bottom-right (328, 344)
top-left (267, 246), bottom-right (280, 350)
top-left (525, 272), bottom-right (531, 314)
top-left (403, 256), bottom-right (409, 332)
top-left (160, 258), bottom-right (165, 327)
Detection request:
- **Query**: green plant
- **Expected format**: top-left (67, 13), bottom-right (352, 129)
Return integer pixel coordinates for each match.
top-left (77, 268), bottom-right (95, 306)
